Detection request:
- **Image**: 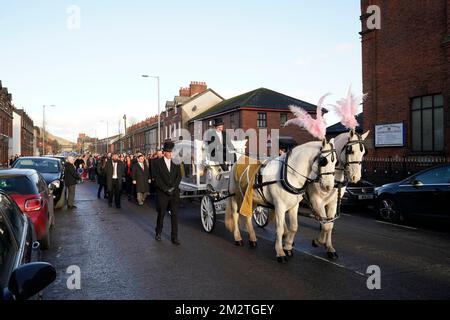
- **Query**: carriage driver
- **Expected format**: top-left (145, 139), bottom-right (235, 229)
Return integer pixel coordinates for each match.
top-left (205, 118), bottom-right (236, 171)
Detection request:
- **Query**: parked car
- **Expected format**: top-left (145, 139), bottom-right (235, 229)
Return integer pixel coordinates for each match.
top-left (341, 180), bottom-right (376, 208)
top-left (0, 169), bottom-right (56, 250)
top-left (12, 157), bottom-right (65, 209)
top-left (0, 190), bottom-right (56, 300)
top-left (375, 164), bottom-right (450, 222)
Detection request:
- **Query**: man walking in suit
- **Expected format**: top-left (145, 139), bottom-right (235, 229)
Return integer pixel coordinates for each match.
top-left (132, 154), bottom-right (151, 206)
top-left (153, 141), bottom-right (182, 245)
top-left (65, 156), bottom-right (81, 209)
top-left (106, 152), bottom-right (125, 209)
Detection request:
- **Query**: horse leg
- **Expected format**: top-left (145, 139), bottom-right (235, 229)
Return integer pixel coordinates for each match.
top-left (324, 203), bottom-right (338, 259)
top-left (275, 208), bottom-right (288, 263)
top-left (283, 205), bottom-right (299, 258)
top-left (232, 211), bottom-right (243, 246)
top-left (245, 215), bottom-right (258, 248)
top-left (311, 199), bottom-right (328, 249)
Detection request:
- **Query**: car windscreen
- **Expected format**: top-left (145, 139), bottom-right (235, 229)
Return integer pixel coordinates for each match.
top-left (0, 176), bottom-right (39, 195)
top-left (13, 159), bottom-right (60, 174)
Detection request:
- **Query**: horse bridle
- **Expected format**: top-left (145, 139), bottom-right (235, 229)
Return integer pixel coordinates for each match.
top-left (338, 134), bottom-right (368, 168)
top-left (315, 144), bottom-right (338, 178)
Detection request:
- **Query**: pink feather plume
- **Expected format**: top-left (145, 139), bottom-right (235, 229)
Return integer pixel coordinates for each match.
top-left (284, 93), bottom-right (330, 141)
top-left (331, 86), bottom-right (366, 130)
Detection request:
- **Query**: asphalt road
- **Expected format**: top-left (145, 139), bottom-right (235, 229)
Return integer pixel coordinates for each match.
top-left (42, 182), bottom-right (450, 299)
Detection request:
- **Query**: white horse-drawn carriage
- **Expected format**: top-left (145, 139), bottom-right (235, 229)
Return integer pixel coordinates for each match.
top-left (174, 139), bottom-right (269, 233)
top-left (174, 88), bottom-right (369, 263)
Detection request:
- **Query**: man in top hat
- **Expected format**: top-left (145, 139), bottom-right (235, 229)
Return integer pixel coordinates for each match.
top-left (205, 118), bottom-right (235, 171)
top-left (152, 141), bottom-right (182, 245)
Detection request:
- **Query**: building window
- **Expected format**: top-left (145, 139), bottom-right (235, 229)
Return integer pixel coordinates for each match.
top-left (280, 113), bottom-right (288, 126)
top-left (257, 113), bottom-right (267, 128)
top-left (411, 94), bottom-right (444, 152)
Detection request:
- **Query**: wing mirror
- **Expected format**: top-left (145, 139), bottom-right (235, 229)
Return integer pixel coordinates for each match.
top-left (3, 262), bottom-right (56, 300)
top-left (412, 180), bottom-right (424, 188)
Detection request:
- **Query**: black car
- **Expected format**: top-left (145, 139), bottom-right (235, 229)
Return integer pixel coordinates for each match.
top-left (12, 157), bottom-right (65, 209)
top-left (375, 164), bottom-right (450, 222)
top-left (341, 180), bottom-right (376, 208)
top-left (0, 190), bottom-right (56, 300)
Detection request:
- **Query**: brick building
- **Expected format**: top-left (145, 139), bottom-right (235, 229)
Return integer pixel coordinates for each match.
top-left (77, 133), bottom-right (98, 154)
top-left (0, 81), bottom-right (13, 167)
top-left (361, 0), bottom-right (449, 157)
top-left (14, 109), bottom-right (34, 156)
top-left (160, 81), bottom-right (223, 145)
top-left (188, 87), bottom-right (319, 157)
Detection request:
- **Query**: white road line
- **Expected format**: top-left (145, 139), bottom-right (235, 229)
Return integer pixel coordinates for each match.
top-left (375, 220), bottom-right (418, 230)
top-left (217, 218), bottom-right (367, 277)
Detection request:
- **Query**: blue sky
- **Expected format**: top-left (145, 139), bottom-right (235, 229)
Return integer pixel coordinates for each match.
top-left (0, 0), bottom-right (363, 142)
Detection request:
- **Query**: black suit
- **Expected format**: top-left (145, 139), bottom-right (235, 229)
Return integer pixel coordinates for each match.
top-left (152, 157), bottom-right (182, 240)
top-left (206, 129), bottom-right (235, 171)
top-left (105, 159), bottom-right (125, 207)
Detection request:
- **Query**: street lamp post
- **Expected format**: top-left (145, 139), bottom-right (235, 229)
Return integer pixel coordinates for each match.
top-left (42, 105), bottom-right (55, 156)
top-left (142, 75), bottom-right (160, 149)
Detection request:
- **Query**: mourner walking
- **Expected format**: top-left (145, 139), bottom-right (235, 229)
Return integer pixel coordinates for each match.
top-left (106, 152), bottom-right (125, 209)
top-left (132, 153), bottom-right (151, 206)
top-left (65, 155), bottom-right (81, 209)
top-left (153, 141), bottom-right (182, 245)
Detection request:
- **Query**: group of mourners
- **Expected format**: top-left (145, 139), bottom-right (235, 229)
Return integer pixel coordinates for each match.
top-left (65, 140), bottom-right (182, 245)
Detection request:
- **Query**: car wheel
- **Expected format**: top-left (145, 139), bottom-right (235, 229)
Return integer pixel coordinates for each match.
top-left (40, 224), bottom-right (51, 250)
top-left (378, 197), bottom-right (401, 222)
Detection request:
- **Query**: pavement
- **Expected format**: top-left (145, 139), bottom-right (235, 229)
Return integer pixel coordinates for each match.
top-left (41, 181), bottom-right (450, 299)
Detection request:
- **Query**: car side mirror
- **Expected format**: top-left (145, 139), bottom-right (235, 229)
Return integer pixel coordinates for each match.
top-left (5, 262), bottom-right (56, 300)
top-left (412, 180), bottom-right (424, 188)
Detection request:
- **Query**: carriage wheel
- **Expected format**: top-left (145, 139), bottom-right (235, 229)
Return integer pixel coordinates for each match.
top-left (253, 206), bottom-right (269, 228)
top-left (200, 195), bottom-right (216, 233)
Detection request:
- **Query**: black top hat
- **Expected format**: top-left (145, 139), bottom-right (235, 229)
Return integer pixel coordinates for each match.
top-left (213, 118), bottom-right (224, 127)
top-left (162, 141), bottom-right (175, 152)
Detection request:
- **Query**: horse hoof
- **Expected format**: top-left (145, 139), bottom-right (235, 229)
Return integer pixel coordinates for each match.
top-left (284, 249), bottom-right (294, 257)
top-left (249, 241), bottom-right (257, 248)
top-left (312, 239), bottom-right (319, 248)
top-left (277, 256), bottom-right (289, 264)
top-left (327, 252), bottom-right (339, 260)
top-left (235, 240), bottom-right (244, 246)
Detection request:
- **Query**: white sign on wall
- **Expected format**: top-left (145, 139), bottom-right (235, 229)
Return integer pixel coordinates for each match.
top-left (375, 122), bottom-right (405, 147)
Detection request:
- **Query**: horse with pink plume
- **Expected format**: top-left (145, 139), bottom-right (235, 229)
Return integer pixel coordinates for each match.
top-left (225, 94), bottom-right (337, 263)
top-left (305, 87), bottom-right (370, 260)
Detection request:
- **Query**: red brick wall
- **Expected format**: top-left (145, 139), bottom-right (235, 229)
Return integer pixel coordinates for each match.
top-left (361, 0), bottom-right (449, 157)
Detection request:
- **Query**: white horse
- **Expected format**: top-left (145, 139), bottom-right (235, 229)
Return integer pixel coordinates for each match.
top-left (305, 129), bottom-right (369, 259)
top-left (225, 139), bottom-right (338, 263)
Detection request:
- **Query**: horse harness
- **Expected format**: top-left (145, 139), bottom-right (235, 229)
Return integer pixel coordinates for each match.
top-left (251, 145), bottom-right (338, 211)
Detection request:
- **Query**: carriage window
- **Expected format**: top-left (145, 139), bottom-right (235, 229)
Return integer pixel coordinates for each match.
top-left (257, 113), bottom-right (267, 128)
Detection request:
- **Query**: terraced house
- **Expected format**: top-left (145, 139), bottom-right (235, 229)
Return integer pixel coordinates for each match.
top-left (0, 81), bottom-right (13, 167)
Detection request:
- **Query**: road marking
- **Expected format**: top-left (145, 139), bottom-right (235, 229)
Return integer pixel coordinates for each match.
top-left (218, 217), bottom-right (366, 277)
top-left (375, 220), bottom-right (418, 230)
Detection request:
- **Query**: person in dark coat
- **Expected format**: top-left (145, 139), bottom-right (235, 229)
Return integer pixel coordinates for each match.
top-left (96, 156), bottom-right (107, 199)
top-left (153, 141), bottom-right (182, 245)
top-left (132, 154), bottom-right (151, 206)
top-left (65, 156), bottom-right (81, 209)
top-left (205, 118), bottom-right (235, 171)
top-left (105, 152), bottom-right (125, 208)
